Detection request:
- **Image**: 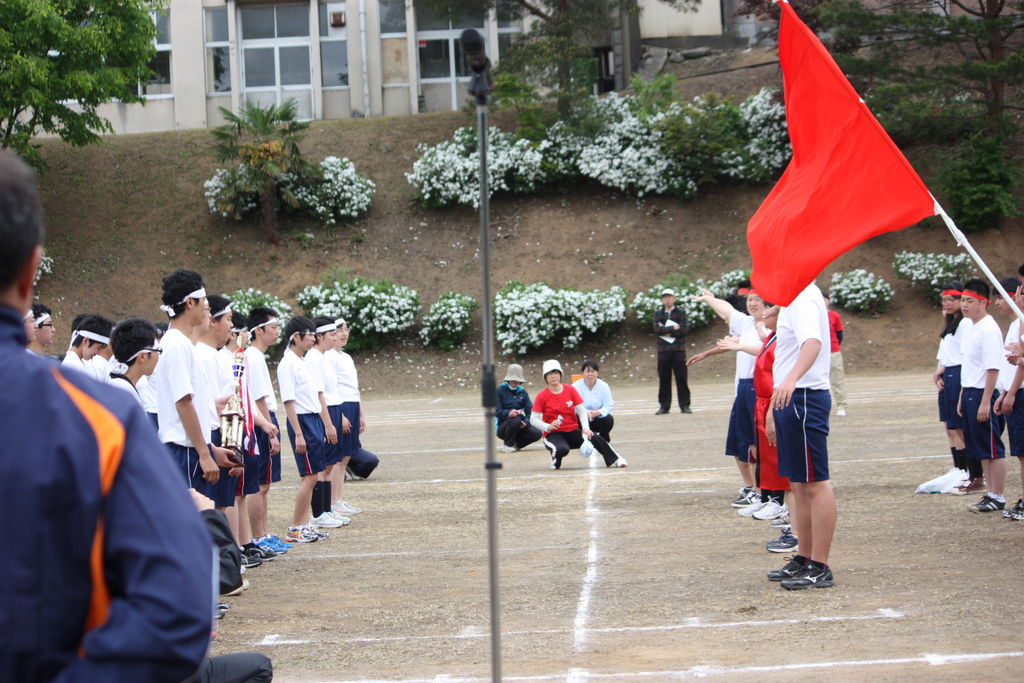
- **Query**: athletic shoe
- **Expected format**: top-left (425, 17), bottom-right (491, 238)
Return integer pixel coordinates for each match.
top-left (731, 487), bottom-right (756, 508)
top-left (310, 513), bottom-right (344, 528)
top-left (767, 530), bottom-right (798, 553)
top-left (1012, 506), bottom-right (1024, 521)
top-left (770, 515), bottom-right (791, 528)
top-left (753, 501), bottom-right (787, 521)
top-left (285, 527), bottom-right (317, 543)
top-left (836, 408), bottom-right (847, 417)
top-left (333, 500), bottom-right (361, 515)
top-left (240, 549), bottom-right (262, 569)
top-left (550, 453), bottom-right (561, 470)
top-left (655, 408), bottom-right (669, 415)
top-left (263, 535), bottom-right (291, 553)
top-left (767, 556), bottom-right (807, 581)
top-left (222, 578), bottom-right (250, 597)
top-left (345, 465), bottom-right (365, 481)
top-left (254, 536), bottom-right (289, 555)
top-left (951, 478), bottom-right (987, 496)
top-left (609, 457), bottom-right (628, 468)
top-left (326, 510), bottom-right (352, 526)
top-left (243, 542), bottom-right (277, 561)
top-left (1001, 498), bottom-right (1024, 518)
top-left (781, 564), bottom-right (835, 590)
top-left (303, 524), bottom-right (329, 539)
top-left (738, 500), bottom-right (766, 517)
top-left (501, 444), bottom-right (515, 453)
top-left (680, 406), bottom-right (693, 414)
top-left (969, 495), bottom-right (1005, 513)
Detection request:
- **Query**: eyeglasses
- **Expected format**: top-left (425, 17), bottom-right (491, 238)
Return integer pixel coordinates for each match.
top-left (37, 322), bottom-right (54, 328)
top-left (142, 347), bottom-right (163, 355)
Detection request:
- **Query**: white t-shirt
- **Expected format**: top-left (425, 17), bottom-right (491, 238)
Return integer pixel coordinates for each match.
top-left (326, 348), bottom-right (360, 402)
top-left (195, 342), bottom-right (231, 438)
top-left (62, 350), bottom-right (89, 374)
top-left (245, 345), bottom-right (278, 413)
top-left (109, 375), bottom-right (144, 406)
top-left (155, 328), bottom-right (198, 447)
top-left (997, 319), bottom-right (1020, 393)
top-left (89, 355), bottom-right (113, 384)
top-left (961, 314), bottom-right (1004, 390)
top-left (729, 310), bottom-right (760, 383)
top-left (278, 348), bottom-right (320, 415)
top-left (773, 283), bottom-right (831, 390)
top-left (937, 317), bottom-right (972, 368)
top-left (137, 374), bottom-right (158, 414)
top-left (307, 347), bottom-right (340, 405)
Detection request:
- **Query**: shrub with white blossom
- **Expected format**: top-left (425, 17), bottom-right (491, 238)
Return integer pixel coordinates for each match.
top-left (493, 282), bottom-right (627, 355)
top-left (829, 269), bottom-right (894, 315)
top-left (631, 269), bottom-right (753, 330)
top-left (297, 276), bottom-right (420, 352)
top-left (205, 156), bottom-right (374, 224)
top-left (732, 87), bottom-right (791, 184)
top-left (420, 292), bottom-right (478, 350)
top-left (892, 250), bottom-right (975, 299)
top-left (34, 250), bottom-right (54, 287)
top-left (708, 269), bottom-right (752, 299)
top-left (228, 288), bottom-right (293, 348)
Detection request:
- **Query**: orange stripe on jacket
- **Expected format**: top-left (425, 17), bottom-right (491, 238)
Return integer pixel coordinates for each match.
top-left (52, 368), bottom-right (127, 648)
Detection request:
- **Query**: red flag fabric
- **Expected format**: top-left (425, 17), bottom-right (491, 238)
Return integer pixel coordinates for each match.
top-left (746, 0), bottom-right (935, 306)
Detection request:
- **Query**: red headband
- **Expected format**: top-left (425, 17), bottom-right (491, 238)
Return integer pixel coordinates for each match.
top-left (961, 289), bottom-right (989, 304)
top-left (738, 287), bottom-right (751, 295)
top-left (940, 289), bottom-right (962, 297)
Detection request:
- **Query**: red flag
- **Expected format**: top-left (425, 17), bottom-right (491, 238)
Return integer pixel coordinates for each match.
top-left (746, 0), bottom-right (935, 306)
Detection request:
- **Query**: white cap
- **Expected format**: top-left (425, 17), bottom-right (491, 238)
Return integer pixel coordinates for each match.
top-left (660, 288), bottom-right (676, 297)
top-left (542, 359), bottom-right (563, 377)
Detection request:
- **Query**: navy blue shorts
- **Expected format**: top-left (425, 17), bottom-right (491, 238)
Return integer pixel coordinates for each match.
top-left (147, 412), bottom-right (159, 432)
top-left (939, 365), bottom-right (964, 430)
top-left (238, 444), bottom-right (260, 496)
top-left (209, 429), bottom-right (238, 508)
top-left (325, 404), bottom-right (344, 466)
top-left (961, 387), bottom-right (1005, 460)
top-left (1004, 389), bottom-right (1024, 458)
top-left (254, 411), bottom-right (280, 485)
top-left (774, 388), bottom-right (831, 483)
top-left (270, 410), bottom-right (282, 483)
top-left (286, 412), bottom-right (326, 477)
top-left (166, 442), bottom-right (215, 499)
top-left (726, 378), bottom-right (756, 461)
top-left (339, 402), bottom-right (362, 459)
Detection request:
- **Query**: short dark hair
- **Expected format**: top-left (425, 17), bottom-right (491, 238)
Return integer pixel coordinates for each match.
top-left (110, 318), bottom-right (157, 366)
top-left (940, 281), bottom-right (963, 297)
top-left (208, 294), bottom-right (231, 321)
top-left (0, 152), bottom-right (44, 290)
top-left (581, 360), bottom-right (599, 372)
top-left (284, 316), bottom-right (314, 346)
top-left (78, 314), bottom-right (114, 348)
top-left (70, 313), bottom-right (92, 347)
top-left (161, 269), bottom-right (205, 318)
top-left (231, 311), bottom-right (247, 331)
top-left (736, 279), bottom-right (751, 291)
top-left (246, 306), bottom-right (278, 333)
top-left (154, 321), bottom-right (169, 338)
top-left (999, 277), bottom-right (1020, 294)
top-left (312, 316), bottom-right (335, 340)
top-left (31, 302), bottom-right (51, 325)
top-left (963, 278), bottom-right (990, 300)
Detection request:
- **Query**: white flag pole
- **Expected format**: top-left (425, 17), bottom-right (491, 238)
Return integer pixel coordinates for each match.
top-left (932, 196), bottom-right (1024, 328)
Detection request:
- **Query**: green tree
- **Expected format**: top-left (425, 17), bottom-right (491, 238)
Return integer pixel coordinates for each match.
top-left (422, 0), bottom-right (700, 117)
top-left (211, 100), bottom-right (313, 244)
top-left (0, 0), bottom-right (159, 168)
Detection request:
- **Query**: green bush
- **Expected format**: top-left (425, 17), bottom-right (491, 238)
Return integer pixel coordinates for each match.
top-left (936, 135), bottom-right (1020, 232)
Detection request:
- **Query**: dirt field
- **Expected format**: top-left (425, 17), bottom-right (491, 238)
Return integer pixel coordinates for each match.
top-left (211, 372), bottom-right (1024, 682)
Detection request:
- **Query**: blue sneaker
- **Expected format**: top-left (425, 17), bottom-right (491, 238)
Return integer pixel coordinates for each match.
top-left (257, 535), bottom-right (289, 554)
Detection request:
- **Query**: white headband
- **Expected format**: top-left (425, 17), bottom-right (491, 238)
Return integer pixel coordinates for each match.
top-left (315, 322), bottom-right (337, 333)
top-left (23, 310), bottom-right (33, 321)
top-left (334, 318), bottom-right (346, 327)
top-left (34, 312), bottom-right (51, 326)
top-left (78, 330), bottom-right (110, 345)
top-left (213, 302), bottom-right (232, 319)
top-left (159, 287), bottom-right (207, 317)
top-left (251, 317), bottom-right (278, 331)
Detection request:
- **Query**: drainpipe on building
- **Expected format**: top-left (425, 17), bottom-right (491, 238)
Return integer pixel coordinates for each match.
top-left (359, 0), bottom-right (371, 116)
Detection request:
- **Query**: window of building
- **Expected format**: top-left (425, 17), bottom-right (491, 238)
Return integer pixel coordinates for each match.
top-left (319, 2), bottom-right (349, 87)
top-left (239, 4), bottom-right (313, 118)
top-left (205, 7), bottom-right (231, 94)
top-left (495, 0), bottom-right (524, 61)
top-left (379, 0), bottom-right (407, 35)
top-left (141, 10), bottom-right (172, 97)
top-left (415, 5), bottom-right (485, 81)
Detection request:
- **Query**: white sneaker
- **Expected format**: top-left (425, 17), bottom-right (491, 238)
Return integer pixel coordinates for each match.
top-left (753, 501), bottom-right (787, 520)
top-left (837, 408), bottom-right (847, 417)
top-left (501, 444), bottom-right (515, 453)
top-left (738, 500), bottom-right (766, 517)
top-left (610, 457), bottom-right (628, 468)
top-left (327, 510), bottom-right (352, 525)
top-left (310, 513), bottom-right (344, 528)
top-left (333, 501), bottom-right (361, 515)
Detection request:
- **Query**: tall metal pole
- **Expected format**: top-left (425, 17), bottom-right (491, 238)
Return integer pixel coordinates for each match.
top-left (467, 39), bottom-right (502, 681)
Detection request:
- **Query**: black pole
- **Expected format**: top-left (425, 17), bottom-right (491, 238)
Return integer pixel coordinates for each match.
top-left (462, 29), bottom-right (502, 683)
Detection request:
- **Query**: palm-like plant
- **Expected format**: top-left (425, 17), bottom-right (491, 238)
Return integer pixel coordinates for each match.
top-left (212, 99), bottom-right (313, 243)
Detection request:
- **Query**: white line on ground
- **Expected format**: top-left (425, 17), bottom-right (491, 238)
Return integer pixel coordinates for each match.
top-left (256, 608), bottom-right (904, 646)
top-left (316, 649), bottom-right (1024, 682)
top-left (257, 634), bottom-right (310, 645)
top-left (673, 490), bottom-right (717, 494)
top-left (572, 454), bottom-right (601, 654)
top-left (280, 545), bottom-right (575, 561)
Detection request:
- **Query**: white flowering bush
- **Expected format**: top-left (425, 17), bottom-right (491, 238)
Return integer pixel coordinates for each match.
top-left (631, 269), bottom-right (753, 330)
top-left (893, 251), bottom-right (975, 299)
top-left (297, 276), bottom-right (420, 352)
top-left (731, 87), bottom-right (791, 184)
top-left (283, 156), bottom-right (375, 225)
top-left (829, 269), bottom-right (894, 315)
top-left (229, 288), bottom-right (293, 348)
top-left (493, 282), bottom-right (627, 355)
top-left (406, 127), bottom-right (545, 209)
top-left (708, 269), bottom-right (751, 299)
top-left (205, 156), bottom-right (374, 224)
top-left (34, 250), bottom-right (54, 287)
top-left (420, 292), bottom-right (478, 350)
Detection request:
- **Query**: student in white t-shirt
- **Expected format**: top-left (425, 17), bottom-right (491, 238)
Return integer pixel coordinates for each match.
top-left (326, 318), bottom-right (375, 507)
top-left (994, 277), bottom-right (1024, 517)
top-left (108, 317), bottom-right (161, 406)
top-left (766, 282), bottom-right (835, 591)
top-left (308, 317), bottom-right (353, 525)
top-left (958, 278), bottom-right (1008, 513)
top-left (277, 316), bottom-right (338, 543)
top-left (153, 269), bottom-right (235, 501)
top-left (62, 314), bottom-right (113, 374)
top-left (690, 286), bottom-right (766, 509)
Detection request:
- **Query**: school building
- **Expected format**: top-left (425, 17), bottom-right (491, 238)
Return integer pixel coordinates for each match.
top-left (99, 0), bottom-right (745, 135)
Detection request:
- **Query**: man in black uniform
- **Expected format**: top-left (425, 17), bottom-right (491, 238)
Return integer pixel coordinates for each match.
top-left (654, 288), bottom-right (692, 414)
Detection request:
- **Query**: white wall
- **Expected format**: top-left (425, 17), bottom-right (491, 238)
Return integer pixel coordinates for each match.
top-left (638, 0), bottom-right (722, 38)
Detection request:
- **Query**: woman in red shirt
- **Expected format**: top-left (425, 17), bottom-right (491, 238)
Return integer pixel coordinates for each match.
top-left (531, 359), bottom-right (628, 470)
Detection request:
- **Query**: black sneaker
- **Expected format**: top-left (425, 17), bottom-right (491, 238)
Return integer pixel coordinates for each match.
top-left (680, 406), bottom-right (692, 414)
top-left (731, 487), bottom-right (756, 508)
top-left (766, 530), bottom-right (798, 553)
top-left (969, 495), bottom-right (1006, 513)
top-left (655, 408), bottom-right (669, 415)
top-left (781, 564), bottom-right (835, 590)
top-left (243, 543), bottom-right (276, 561)
top-left (1001, 499), bottom-right (1024, 518)
top-left (767, 556), bottom-right (807, 581)
top-left (240, 548), bottom-right (263, 568)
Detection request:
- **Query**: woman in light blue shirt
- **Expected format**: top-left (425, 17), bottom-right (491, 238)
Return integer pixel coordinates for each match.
top-left (572, 360), bottom-right (615, 442)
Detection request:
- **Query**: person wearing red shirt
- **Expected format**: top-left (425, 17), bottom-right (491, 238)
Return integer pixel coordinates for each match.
top-left (530, 359), bottom-right (627, 471)
top-left (824, 292), bottom-right (847, 416)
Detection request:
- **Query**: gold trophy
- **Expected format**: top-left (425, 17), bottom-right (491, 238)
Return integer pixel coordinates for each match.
top-left (219, 333), bottom-right (247, 466)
